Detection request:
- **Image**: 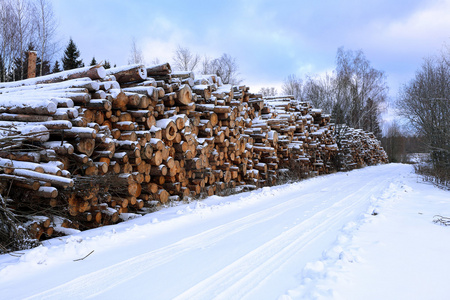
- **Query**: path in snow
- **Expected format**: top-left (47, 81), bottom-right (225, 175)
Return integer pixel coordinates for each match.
top-left (0, 164), bottom-right (434, 299)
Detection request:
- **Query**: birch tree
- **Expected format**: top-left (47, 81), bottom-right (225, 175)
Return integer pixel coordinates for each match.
top-left (282, 74), bottom-right (303, 100)
top-left (0, 0), bottom-right (19, 81)
top-left (11, 0), bottom-right (34, 80)
top-left (128, 37), bottom-right (144, 65)
top-left (208, 53), bottom-right (241, 85)
top-left (173, 45), bottom-right (200, 72)
top-left (333, 47), bottom-right (387, 133)
top-left (33, 0), bottom-right (57, 77)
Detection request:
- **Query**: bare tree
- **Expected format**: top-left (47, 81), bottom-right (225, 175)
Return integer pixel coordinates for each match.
top-left (12, 0), bottom-right (34, 80)
top-left (208, 53), bottom-right (241, 85)
top-left (200, 54), bottom-right (211, 75)
top-left (302, 73), bottom-right (335, 114)
top-left (0, 0), bottom-right (38, 81)
top-left (259, 87), bottom-right (277, 97)
top-left (33, 0), bottom-right (57, 77)
top-left (128, 37), bottom-right (144, 65)
top-left (397, 51), bottom-right (449, 185)
top-left (150, 57), bottom-right (161, 65)
top-left (173, 45), bottom-right (199, 71)
top-left (0, 0), bottom-right (15, 81)
top-left (282, 74), bottom-right (303, 100)
top-left (333, 47), bottom-right (387, 132)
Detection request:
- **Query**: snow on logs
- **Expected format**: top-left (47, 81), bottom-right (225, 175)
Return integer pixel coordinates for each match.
top-left (0, 62), bottom-right (388, 241)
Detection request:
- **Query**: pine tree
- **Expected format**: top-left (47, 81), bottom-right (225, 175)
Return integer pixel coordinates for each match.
top-left (36, 57), bottom-right (51, 77)
top-left (103, 60), bottom-right (111, 69)
top-left (12, 43), bottom-right (34, 80)
top-left (11, 43), bottom-right (51, 79)
top-left (62, 38), bottom-right (84, 70)
top-left (52, 61), bottom-right (61, 73)
top-left (90, 57), bottom-right (97, 66)
top-left (0, 54), bottom-right (5, 82)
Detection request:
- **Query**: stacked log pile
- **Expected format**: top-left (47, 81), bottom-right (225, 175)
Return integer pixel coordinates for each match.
top-left (0, 63), bottom-right (388, 243)
top-left (337, 127), bottom-right (388, 170)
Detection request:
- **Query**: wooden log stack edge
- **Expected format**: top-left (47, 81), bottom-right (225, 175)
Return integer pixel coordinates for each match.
top-left (0, 63), bottom-right (388, 241)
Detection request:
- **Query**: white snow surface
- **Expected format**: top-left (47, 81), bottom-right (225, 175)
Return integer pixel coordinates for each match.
top-left (0, 164), bottom-right (449, 300)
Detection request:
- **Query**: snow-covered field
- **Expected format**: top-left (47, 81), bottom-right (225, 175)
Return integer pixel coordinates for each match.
top-left (0, 164), bottom-right (449, 300)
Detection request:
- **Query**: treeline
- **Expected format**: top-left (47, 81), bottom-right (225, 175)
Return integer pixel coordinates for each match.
top-left (264, 48), bottom-right (388, 140)
top-left (397, 46), bottom-right (449, 187)
top-left (381, 122), bottom-right (426, 163)
top-left (0, 0), bottom-right (115, 82)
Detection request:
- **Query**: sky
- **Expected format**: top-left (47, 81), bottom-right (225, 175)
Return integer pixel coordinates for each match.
top-left (50, 0), bottom-right (450, 101)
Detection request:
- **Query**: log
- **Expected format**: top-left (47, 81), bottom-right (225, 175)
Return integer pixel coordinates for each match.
top-left (109, 90), bottom-right (129, 109)
top-left (35, 186), bottom-right (59, 198)
top-left (171, 71), bottom-right (194, 80)
top-left (175, 84), bottom-right (193, 105)
top-left (122, 86), bottom-right (159, 101)
top-left (76, 139), bottom-right (96, 156)
top-left (105, 64), bottom-right (147, 83)
top-left (12, 168), bottom-right (73, 188)
top-left (150, 165), bottom-right (167, 176)
top-left (154, 188), bottom-right (169, 204)
top-left (0, 66), bottom-right (106, 88)
top-left (42, 141), bottom-right (75, 155)
top-left (155, 119), bottom-right (177, 141)
top-left (86, 99), bottom-right (112, 111)
top-left (0, 113), bottom-right (51, 122)
top-left (0, 174), bottom-right (40, 190)
top-left (146, 63), bottom-right (172, 75)
top-left (1, 123), bottom-right (50, 142)
top-left (0, 98), bottom-right (57, 115)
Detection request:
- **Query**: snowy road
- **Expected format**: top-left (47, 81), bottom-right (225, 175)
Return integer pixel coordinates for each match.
top-left (1, 164), bottom-right (448, 299)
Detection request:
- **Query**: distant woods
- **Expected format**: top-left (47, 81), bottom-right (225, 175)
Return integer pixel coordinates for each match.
top-left (279, 47), bottom-right (387, 139)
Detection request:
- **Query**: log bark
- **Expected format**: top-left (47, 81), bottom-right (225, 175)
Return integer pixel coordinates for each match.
top-left (146, 63), bottom-right (172, 76)
top-left (0, 98), bottom-right (57, 115)
top-left (105, 64), bottom-right (147, 83)
top-left (0, 66), bottom-right (106, 88)
top-left (12, 168), bottom-right (73, 188)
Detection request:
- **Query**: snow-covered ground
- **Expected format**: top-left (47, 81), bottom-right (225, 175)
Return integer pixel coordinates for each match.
top-left (0, 164), bottom-right (449, 300)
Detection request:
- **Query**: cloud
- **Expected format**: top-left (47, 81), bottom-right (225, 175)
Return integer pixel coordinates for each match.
top-left (361, 0), bottom-right (450, 57)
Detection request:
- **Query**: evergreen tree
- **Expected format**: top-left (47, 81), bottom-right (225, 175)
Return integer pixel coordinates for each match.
top-left (0, 55), bottom-right (5, 83)
top-left (90, 57), bottom-right (97, 66)
top-left (12, 43), bottom-right (34, 80)
top-left (103, 60), bottom-right (111, 69)
top-left (36, 57), bottom-right (51, 77)
top-left (62, 38), bottom-right (84, 70)
top-left (12, 43), bottom-right (51, 79)
top-left (52, 61), bottom-right (61, 73)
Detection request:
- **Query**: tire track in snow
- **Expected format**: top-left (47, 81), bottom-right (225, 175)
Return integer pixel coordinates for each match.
top-left (23, 184), bottom-right (330, 299)
top-left (173, 172), bottom-right (395, 300)
top-left (24, 166), bottom-right (399, 299)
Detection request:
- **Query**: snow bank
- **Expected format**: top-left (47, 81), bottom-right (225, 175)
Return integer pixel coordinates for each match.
top-left (0, 164), bottom-right (449, 299)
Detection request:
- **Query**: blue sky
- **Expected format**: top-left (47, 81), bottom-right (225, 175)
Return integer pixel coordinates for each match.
top-left (50, 0), bottom-right (450, 99)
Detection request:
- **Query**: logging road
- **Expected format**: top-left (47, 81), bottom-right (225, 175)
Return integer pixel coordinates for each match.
top-left (2, 164), bottom-right (448, 299)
